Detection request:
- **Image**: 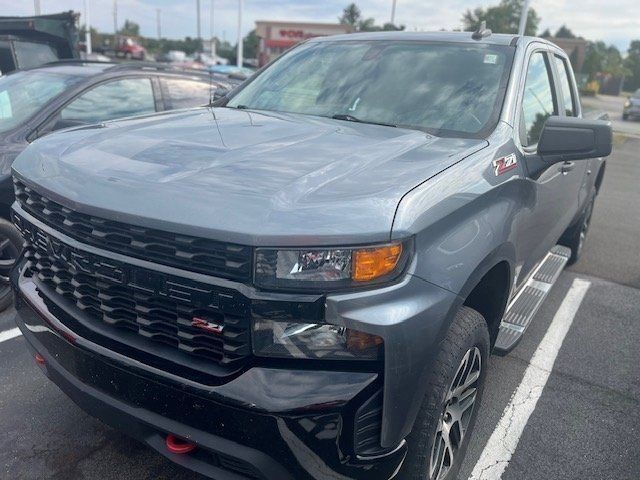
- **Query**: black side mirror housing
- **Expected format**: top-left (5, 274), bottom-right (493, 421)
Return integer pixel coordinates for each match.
top-left (537, 116), bottom-right (612, 162)
top-left (211, 87), bottom-right (229, 103)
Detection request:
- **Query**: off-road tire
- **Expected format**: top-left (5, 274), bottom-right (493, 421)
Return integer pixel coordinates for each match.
top-left (398, 306), bottom-right (490, 480)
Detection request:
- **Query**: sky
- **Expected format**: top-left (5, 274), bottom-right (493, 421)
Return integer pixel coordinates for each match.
top-left (3, 0), bottom-right (638, 51)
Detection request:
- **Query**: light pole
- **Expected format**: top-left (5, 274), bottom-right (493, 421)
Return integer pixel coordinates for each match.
top-left (156, 9), bottom-right (161, 39)
top-left (391, 0), bottom-right (397, 26)
top-left (196, 0), bottom-right (201, 40)
top-left (236, 0), bottom-right (243, 68)
top-left (518, 0), bottom-right (531, 36)
top-left (34, 0), bottom-right (41, 15)
top-left (113, 0), bottom-right (118, 33)
top-left (210, 0), bottom-right (216, 57)
top-left (84, 0), bottom-right (92, 54)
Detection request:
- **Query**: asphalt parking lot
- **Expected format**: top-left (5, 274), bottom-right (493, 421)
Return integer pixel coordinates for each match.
top-left (1, 136), bottom-right (639, 480)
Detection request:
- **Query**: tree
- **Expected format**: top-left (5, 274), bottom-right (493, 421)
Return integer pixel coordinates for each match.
top-left (624, 40), bottom-right (640, 91)
top-left (540, 28), bottom-right (551, 37)
top-left (118, 19), bottom-right (140, 37)
top-left (555, 25), bottom-right (576, 38)
top-left (338, 3), bottom-right (403, 32)
top-left (462, 0), bottom-right (540, 36)
top-left (583, 41), bottom-right (629, 80)
top-left (358, 17), bottom-right (376, 31)
top-left (243, 30), bottom-right (259, 59)
top-left (382, 23), bottom-right (405, 31)
top-left (339, 3), bottom-right (361, 28)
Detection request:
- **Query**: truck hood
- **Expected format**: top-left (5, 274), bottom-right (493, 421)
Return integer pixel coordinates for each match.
top-left (12, 107), bottom-right (487, 246)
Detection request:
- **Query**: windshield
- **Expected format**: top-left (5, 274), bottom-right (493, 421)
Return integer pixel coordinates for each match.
top-left (227, 40), bottom-right (515, 137)
top-left (0, 70), bottom-right (81, 133)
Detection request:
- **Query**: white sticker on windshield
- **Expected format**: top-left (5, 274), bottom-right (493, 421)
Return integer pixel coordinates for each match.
top-left (0, 91), bottom-right (11, 119)
top-left (484, 54), bottom-right (498, 65)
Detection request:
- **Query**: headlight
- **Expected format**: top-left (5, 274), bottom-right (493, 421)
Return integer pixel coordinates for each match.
top-left (254, 240), bottom-right (411, 291)
top-left (252, 319), bottom-right (383, 360)
top-left (625, 100), bottom-right (631, 108)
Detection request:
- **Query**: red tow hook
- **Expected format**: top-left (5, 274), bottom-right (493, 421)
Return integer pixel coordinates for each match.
top-left (34, 353), bottom-right (46, 366)
top-left (166, 434), bottom-right (197, 455)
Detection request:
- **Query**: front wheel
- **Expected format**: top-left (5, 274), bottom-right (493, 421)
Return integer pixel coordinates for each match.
top-left (399, 306), bottom-right (490, 480)
top-left (0, 218), bottom-right (23, 311)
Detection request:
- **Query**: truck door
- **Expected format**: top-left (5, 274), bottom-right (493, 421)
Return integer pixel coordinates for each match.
top-left (513, 49), bottom-right (587, 290)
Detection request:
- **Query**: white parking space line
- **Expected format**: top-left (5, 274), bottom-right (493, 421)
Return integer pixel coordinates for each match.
top-left (0, 327), bottom-right (22, 343)
top-left (469, 278), bottom-right (591, 480)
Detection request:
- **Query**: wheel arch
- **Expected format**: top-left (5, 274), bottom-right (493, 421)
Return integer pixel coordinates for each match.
top-left (457, 244), bottom-right (514, 347)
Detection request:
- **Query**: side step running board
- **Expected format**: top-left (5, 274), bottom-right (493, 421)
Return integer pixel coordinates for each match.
top-left (494, 245), bottom-right (572, 354)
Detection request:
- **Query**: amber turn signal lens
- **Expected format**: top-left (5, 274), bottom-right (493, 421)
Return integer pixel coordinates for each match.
top-left (353, 243), bottom-right (403, 282)
top-left (346, 330), bottom-right (384, 352)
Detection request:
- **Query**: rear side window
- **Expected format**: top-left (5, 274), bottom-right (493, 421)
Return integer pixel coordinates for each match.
top-left (521, 52), bottom-right (557, 147)
top-left (13, 41), bottom-right (59, 69)
top-left (61, 77), bottom-right (156, 124)
top-left (554, 56), bottom-right (577, 116)
top-left (161, 78), bottom-right (210, 109)
top-left (0, 40), bottom-right (14, 74)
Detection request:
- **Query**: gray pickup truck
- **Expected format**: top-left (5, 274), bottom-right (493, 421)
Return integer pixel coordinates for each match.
top-left (10, 31), bottom-right (611, 480)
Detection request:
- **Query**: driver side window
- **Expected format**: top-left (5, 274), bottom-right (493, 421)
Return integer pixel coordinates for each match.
top-left (520, 52), bottom-right (557, 147)
top-left (59, 77), bottom-right (156, 126)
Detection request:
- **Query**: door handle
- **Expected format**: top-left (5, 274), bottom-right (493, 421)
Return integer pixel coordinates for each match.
top-left (560, 161), bottom-right (575, 174)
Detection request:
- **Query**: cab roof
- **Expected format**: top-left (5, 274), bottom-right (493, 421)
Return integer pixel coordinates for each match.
top-left (310, 31), bottom-right (547, 47)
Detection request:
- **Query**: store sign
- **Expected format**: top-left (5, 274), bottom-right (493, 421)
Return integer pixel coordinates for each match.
top-left (278, 29), bottom-right (320, 40)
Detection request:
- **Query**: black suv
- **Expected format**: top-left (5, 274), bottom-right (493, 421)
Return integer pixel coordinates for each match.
top-left (0, 61), bottom-right (240, 309)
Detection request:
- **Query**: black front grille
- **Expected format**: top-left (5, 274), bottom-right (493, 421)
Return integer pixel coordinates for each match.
top-left (13, 179), bottom-right (252, 282)
top-left (354, 390), bottom-right (385, 456)
top-left (15, 214), bottom-right (251, 370)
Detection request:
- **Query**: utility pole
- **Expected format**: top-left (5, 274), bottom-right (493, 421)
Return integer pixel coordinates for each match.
top-left (34, 0), bottom-right (41, 15)
top-left (113, 0), bottom-right (118, 34)
top-left (390, 0), bottom-right (397, 26)
top-left (236, 0), bottom-right (243, 68)
top-left (518, 0), bottom-right (531, 36)
top-left (196, 0), bottom-right (201, 40)
top-left (83, 0), bottom-right (92, 54)
top-left (210, 0), bottom-right (216, 57)
top-left (156, 9), bottom-right (161, 39)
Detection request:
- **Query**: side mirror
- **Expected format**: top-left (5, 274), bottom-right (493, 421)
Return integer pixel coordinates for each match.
top-left (537, 116), bottom-right (612, 162)
top-left (211, 87), bottom-right (229, 104)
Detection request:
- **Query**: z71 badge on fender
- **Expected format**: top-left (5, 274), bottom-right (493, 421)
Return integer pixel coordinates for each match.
top-left (493, 153), bottom-right (518, 176)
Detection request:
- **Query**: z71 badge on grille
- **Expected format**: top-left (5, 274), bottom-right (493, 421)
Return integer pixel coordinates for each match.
top-left (492, 153), bottom-right (518, 176)
top-left (191, 317), bottom-right (224, 335)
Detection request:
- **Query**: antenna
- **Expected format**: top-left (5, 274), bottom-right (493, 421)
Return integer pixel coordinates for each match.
top-left (472, 20), bottom-right (492, 40)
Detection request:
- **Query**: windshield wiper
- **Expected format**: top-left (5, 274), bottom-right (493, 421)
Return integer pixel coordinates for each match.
top-left (330, 114), bottom-right (397, 128)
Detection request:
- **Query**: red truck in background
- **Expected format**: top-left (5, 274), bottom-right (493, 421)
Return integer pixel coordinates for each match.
top-left (114, 36), bottom-right (146, 60)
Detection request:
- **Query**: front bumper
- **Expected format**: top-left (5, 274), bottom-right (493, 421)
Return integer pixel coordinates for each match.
top-left (624, 104), bottom-right (640, 116)
top-left (10, 202), bottom-right (462, 479)
top-left (13, 264), bottom-right (411, 480)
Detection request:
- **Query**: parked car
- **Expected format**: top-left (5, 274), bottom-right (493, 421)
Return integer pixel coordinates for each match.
top-left (623, 89), bottom-right (640, 120)
top-left (10, 31), bottom-right (611, 480)
top-left (0, 60), bottom-right (238, 309)
top-left (0, 11), bottom-right (79, 75)
top-left (208, 64), bottom-right (255, 78)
